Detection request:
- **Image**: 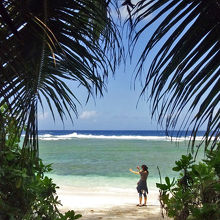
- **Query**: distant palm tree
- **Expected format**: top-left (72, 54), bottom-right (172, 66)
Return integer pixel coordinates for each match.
top-left (125, 0), bottom-right (220, 149)
top-left (0, 0), bottom-right (123, 153)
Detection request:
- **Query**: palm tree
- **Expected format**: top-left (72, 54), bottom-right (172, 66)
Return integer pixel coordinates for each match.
top-left (124, 0), bottom-right (220, 150)
top-left (0, 0), bottom-right (123, 154)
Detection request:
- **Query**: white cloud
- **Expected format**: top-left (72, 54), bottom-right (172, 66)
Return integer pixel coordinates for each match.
top-left (79, 111), bottom-right (97, 120)
top-left (38, 111), bottom-right (49, 120)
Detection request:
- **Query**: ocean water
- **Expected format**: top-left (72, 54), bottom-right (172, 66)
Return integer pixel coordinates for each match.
top-left (38, 130), bottom-right (205, 192)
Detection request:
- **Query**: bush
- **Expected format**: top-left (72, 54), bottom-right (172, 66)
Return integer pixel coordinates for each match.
top-left (157, 144), bottom-right (220, 220)
top-left (0, 105), bottom-right (81, 219)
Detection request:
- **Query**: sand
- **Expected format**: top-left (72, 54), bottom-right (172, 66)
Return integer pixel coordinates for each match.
top-left (57, 186), bottom-right (171, 219)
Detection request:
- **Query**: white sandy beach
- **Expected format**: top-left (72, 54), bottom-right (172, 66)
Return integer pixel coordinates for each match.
top-left (57, 185), bottom-right (171, 219)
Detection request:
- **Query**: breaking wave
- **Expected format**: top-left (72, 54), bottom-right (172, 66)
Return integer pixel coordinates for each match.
top-left (38, 132), bottom-right (205, 141)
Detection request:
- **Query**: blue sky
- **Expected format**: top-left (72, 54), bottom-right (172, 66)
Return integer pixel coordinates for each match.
top-left (37, 3), bottom-right (180, 131)
top-left (38, 3), bottom-right (160, 130)
top-left (37, 2), bottom-right (213, 131)
top-left (38, 60), bottom-right (160, 130)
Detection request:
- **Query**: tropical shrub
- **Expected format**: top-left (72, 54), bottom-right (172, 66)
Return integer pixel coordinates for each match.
top-left (0, 105), bottom-right (81, 219)
top-left (157, 145), bottom-right (220, 220)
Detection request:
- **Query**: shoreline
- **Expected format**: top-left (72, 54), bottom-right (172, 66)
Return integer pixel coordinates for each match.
top-left (57, 185), bottom-right (171, 219)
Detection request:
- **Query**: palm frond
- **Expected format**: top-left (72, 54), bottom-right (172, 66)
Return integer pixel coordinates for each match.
top-left (0, 0), bottom-right (123, 152)
top-left (127, 0), bottom-right (220, 150)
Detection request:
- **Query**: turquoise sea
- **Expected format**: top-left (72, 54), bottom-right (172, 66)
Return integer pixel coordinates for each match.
top-left (38, 130), bottom-right (205, 192)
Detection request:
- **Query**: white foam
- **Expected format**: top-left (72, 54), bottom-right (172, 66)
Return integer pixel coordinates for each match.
top-left (41, 134), bottom-right (53, 138)
top-left (39, 132), bottom-right (78, 140)
top-left (38, 132), bottom-right (207, 141)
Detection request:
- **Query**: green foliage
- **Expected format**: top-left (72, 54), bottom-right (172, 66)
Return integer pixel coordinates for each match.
top-left (0, 105), bottom-right (81, 219)
top-left (157, 145), bottom-right (220, 220)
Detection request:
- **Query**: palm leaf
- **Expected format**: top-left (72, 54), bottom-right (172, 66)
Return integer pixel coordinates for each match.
top-left (0, 0), bottom-right (123, 153)
top-left (127, 0), bottom-right (220, 150)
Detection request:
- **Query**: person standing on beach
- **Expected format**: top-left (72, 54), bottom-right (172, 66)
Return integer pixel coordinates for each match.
top-left (129, 165), bottom-right (149, 207)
